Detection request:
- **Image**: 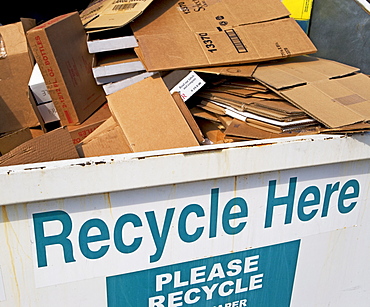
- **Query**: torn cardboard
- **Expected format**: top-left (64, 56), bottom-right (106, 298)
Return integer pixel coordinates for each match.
top-left (253, 56), bottom-right (370, 128)
top-left (108, 75), bottom-right (199, 152)
top-left (0, 18), bottom-right (41, 134)
top-left (131, 0), bottom-right (317, 71)
top-left (80, 0), bottom-right (154, 31)
top-left (0, 127), bottom-right (79, 167)
top-left (27, 12), bottom-right (107, 126)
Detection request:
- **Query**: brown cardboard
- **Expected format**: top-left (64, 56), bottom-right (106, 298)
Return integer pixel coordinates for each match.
top-left (171, 92), bottom-right (205, 144)
top-left (195, 64), bottom-right (257, 78)
top-left (76, 117), bottom-right (133, 158)
top-left (131, 0), bottom-right (317, 71)
top-left (253, 56), bottom-right (370, 128)
top-left (27, 12), bottom-right (107, 126)
top-left (67, 103), bottom-right (111, 144)
top-left (0, 127), bottom-right (79, 167)
top-left (108, 75), bottom-right (199, 152)
top-left (0, 18), bottom-right (41, 133)
top-left (0, 128), bottom-right (33, 155)
top-left (80, 0), bottom-right (154, 31)
top-left (224, 118), bottom-right (300, 139)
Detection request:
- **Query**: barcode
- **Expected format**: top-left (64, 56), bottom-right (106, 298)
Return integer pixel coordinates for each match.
top-left (225, 29), bottom-right (248, 53)
top-left (112, 3), bottom-right (137, 10)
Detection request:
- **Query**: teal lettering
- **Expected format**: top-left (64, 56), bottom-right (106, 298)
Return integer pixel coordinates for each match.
top-left (321, 182), bottom-right (340, 217)
top-left (146, 208), bottom-right (175, 263)
top-left (178, 204), bottom-right (205, 242)
top-left (33, 210), bottom-right (75, 267)
top-left (79, 218), bottom-right (110, 259)
top-left (338, 179), bottom-right (359, 214)
top-left (222, 197), bottom-right (248, 235)
top-left (265, 178), bottom-right (297, 228)
top-left (209, 188), bottom-right (219, 238)
top-left (114, 213), bottom-right (143, 253)
top-left (297, 186), bottom-right (320, 221)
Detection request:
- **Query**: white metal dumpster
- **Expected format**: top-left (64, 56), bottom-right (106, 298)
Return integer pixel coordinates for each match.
top-left (0, 133), bottom-right (370, 307)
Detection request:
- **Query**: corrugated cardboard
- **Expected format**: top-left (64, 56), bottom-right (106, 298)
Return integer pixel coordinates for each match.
top-left (80, 0), bottom-right (154, 31)
top-left (67, 103), bottom-right (111, 144)
top-left (0, 127), bottom-right (79, 167)
top-left (171, 92), bottom-right (206, 144)
top-left (0, 128), bottom-right (33, 155)
top-left (0, 18), bottom-right (41, 133)
top-left (76, 117), bottom-right (132, 158)
top-left (253, 56), bottom-right (370, 128)
top-left (108, 75), bottom-right (199, 152)
top-left (27, 12), bottom-right (107, 126)
top-left (131, 0), bottom-right (317, 71)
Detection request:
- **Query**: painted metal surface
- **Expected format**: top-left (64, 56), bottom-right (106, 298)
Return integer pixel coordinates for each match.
top-left (0, 133), bottom-right (369, 306)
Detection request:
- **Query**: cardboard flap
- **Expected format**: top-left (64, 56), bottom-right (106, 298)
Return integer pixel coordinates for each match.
top-left (108, 75), bottom-right (199, 152)
top-left (131, 0), bottom-right (316, 71)
top-left (254, 56), bottom-right (360, 89)
top-left (80, 0), bottom-right (154, 30)
top-left (282, 84), bottom-right (364, 127)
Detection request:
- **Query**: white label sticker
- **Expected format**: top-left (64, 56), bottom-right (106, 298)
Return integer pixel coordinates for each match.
top-left (170, 71), bottom-right (205, 101)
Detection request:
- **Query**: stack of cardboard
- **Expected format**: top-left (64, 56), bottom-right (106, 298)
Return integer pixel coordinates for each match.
top-left (1, 0), bottom-right (370, 166)
top-left (81, 0), bottom-right (156, 95)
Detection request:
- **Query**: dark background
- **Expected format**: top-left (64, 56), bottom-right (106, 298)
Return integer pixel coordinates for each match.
top-left (0, 0), bottom-right (92, 25)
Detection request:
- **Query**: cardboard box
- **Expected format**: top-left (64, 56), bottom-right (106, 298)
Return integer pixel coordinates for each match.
top-left (80, 0), bottom-right (154, 31)
top-left (252, 56), bottom-right (370, 128)
top-left (0, 18), bottom-right (41, 133)
top-left (37, 102), bottom-right (60, 124)
top-left (28, 63), bottom-right (60, 124)
top-left (27, 12), bottom-right (107, 126)
top-left (131, 0), bottom-right (317, 71)
top-left (108, 75), bottom-right (199, 152)
top-left (76, 117), bottom-right (133, 158)
top-left (0, 127), bottom-right (79, 167)
top-left (0, 128), bottom-right (33, 155)
top-left (92, 49), bottom-right (146, 78)
top-left (68, 103), bottom-right (111, 144)
top-left (29, 63), bottom-right (52, 104)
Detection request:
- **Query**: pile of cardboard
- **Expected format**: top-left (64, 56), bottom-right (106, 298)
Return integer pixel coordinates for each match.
top-left (0, 0), bottom-right (370, 166)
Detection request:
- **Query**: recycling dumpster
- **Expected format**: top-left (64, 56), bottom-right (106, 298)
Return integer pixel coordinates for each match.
top-left (0, 133), bottom-right (370, 307)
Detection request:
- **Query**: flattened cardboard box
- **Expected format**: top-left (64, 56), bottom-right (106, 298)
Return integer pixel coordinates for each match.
top-left (0, 19), bottom-right (41, 134)
top-left (252, 56), bottom-right (370, 128)
top-left (80, 0), bottom-right (154, 31)
top-left (108, 75), bottom-right (199, 152)
top-left (27, 12), bottom-right (107, 126)
top-left (131, 0), bottom-right (317, 71)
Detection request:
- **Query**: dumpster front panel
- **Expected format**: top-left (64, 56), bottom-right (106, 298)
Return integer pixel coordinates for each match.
top-left (0, 142), bottom-right (369, 306)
